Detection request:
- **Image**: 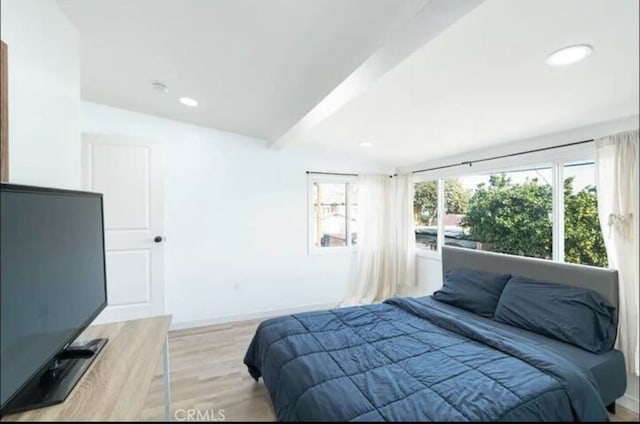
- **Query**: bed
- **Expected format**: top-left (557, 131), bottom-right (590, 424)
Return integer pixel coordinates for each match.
top-left (244, 246), bottom-right (626, 421)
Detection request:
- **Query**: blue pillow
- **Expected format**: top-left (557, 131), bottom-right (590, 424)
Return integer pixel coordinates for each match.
top-left (433, 268), bottom-right (511, 318)
top-left (494, 276), bottom-right (617, 353)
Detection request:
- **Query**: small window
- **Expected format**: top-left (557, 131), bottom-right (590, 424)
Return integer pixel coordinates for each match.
top-left (309, 177), bottom-right (357, 253)
top-left (563, 161), bottom-right (607, 267)
top-left (414, 180), bottom-right (439, 251)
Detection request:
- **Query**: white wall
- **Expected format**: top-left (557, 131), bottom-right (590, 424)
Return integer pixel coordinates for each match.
top-left (0, 0), bottom-right (81, 189)
top-left (398, 255), bottom-right (442, 297)
top-left (81, 101), bottom-right (390, 327)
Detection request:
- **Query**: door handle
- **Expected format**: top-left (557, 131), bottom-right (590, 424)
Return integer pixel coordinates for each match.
top-left (154, 236), bottom-right (165, 243)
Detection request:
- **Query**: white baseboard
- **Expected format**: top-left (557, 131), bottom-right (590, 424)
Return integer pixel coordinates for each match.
top-left (617, 393), bottom-right (639, 414)
top-left (169, 302), bottom-right (339, 331)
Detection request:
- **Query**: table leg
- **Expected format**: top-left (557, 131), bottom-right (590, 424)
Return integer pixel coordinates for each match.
top-left (163, 336), bottom-right (172, 420)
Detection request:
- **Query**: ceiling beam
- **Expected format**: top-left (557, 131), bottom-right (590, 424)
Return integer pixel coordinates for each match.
top-left (269, 0), bottom-right (485, 150)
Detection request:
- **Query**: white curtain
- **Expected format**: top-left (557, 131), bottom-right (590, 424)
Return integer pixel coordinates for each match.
top-left (390, 174), bottom-right (417, 289)
top-left (345, 173), bottom-right (415, 305)
top-left (595, 129), bottom-right (639, 376)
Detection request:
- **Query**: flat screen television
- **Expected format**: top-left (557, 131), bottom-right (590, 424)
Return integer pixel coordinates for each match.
top-left (0, 183), bottom-right (108, 416)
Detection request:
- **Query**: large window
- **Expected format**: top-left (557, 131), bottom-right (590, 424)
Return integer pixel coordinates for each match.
top-left (309, 178), bottom-right (358, 253)
top-left (415, 159), bottom-right (607, 267)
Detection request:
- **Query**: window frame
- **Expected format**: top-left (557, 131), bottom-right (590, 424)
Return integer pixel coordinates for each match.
top-left (307, 174), bottom-right (358, 256)
top-left (560, 159), bottom-right (605, 267)
top-left (412, 143), bottom-right (598, 266)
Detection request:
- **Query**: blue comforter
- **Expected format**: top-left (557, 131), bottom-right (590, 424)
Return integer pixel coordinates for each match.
top-left (244, 296), bottom-right (608, 421)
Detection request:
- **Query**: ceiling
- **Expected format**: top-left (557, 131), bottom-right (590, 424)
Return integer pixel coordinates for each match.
top-left (59, 0), bottom-right (638, 168)
top-left (57, 0), bottom-right (427, 140)
top-left (306, 0), bottom-right (640, 167)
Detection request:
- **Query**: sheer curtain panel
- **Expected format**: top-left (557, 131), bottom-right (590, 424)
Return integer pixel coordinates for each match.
top-left (596, 129), bottom-right (639, 376)
top-left (345, 174), bottom-right (416, 305)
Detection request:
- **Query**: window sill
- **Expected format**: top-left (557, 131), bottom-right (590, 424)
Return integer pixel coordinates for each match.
top-left (415, 248), bottom-right (441, 260)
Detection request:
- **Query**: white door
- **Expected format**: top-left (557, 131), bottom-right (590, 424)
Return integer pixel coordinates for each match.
top-left (82, 134), bottom-right (165, 323)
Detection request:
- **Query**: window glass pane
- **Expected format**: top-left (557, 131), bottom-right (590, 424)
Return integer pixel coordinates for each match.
top-left (414, 181), bottom-right (438, 250)
top-left (446, 167), bottom-right (553, 260)
top-left (443, 177), bottom-right (471, 249)
top-left (312, 182), bottom-right (347, 247)
top-left (563, 161), bottom-right (607, 267)
top-left (350, 184), bottom-right (359, 246)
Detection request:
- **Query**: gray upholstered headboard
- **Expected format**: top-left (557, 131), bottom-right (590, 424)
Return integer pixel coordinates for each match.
top-left (441, 246), bottom-right (619, 310)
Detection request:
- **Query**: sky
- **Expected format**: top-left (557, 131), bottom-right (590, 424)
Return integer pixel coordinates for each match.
top-left (456, 162), bottom-right (595, 194)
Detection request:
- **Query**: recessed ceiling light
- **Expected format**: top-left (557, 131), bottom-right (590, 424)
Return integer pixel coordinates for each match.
top-left (151, 81), bottom-right (169, 93)
top-left (179, 97), bottom-right (198, 107)
top-left (359, 141), bottom-right (372, 148)
top-left (546, 44), bottom-right (593, 67)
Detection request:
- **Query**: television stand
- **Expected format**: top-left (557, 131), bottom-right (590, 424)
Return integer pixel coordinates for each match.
top-left (2, 338), bottom-right (108, 415)
top-left (4, 316), bottom-right (172, 421)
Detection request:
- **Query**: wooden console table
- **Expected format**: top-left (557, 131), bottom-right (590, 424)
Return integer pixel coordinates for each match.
top-left (4, 315), bottom-right (172, 421)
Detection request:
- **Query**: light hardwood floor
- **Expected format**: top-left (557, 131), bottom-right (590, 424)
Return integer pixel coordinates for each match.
top-left (142, 320), bottom-right (638, 422)
top-left (142, 319), bottom-right (274, 421)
